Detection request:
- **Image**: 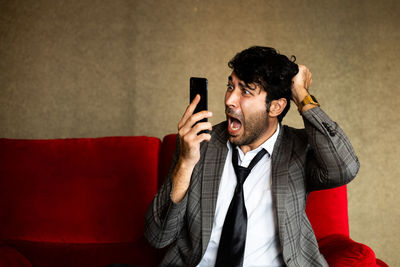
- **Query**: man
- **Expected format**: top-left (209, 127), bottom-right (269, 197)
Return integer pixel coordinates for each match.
top-left (145, 46), bottom-right (359, 266)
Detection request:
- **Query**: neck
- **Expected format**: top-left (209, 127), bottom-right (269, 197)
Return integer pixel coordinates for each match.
top-left (239, 120), bottom-right (279, 155)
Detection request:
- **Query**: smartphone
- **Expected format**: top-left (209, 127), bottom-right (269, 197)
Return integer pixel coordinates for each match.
top-left (190, 77), bottom-right (208, 124)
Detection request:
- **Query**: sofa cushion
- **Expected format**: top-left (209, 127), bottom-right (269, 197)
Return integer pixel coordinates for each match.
top-left (318, 234), bottom-right (377, 267)
top-left (0, 243), bottom-right (32, 267)
top-left (0, 136), bottom-right (160, 243)
top-left (6, 239), bottom-right (159, 267)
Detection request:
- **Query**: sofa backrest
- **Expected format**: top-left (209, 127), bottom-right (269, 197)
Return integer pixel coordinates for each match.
top-left (158, 134), bottom-right (178, 188)
top-left (158, 134), bottom-right (350, 241)
top-left (0, 136), bottom-right (160, 243)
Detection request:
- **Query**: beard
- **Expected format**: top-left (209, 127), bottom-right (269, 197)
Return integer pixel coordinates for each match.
top-left (226, 107), bottom-right (270, 147)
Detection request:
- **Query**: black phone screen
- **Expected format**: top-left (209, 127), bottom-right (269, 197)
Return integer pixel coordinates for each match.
top-left (190, 77), bottom-right (208, 123)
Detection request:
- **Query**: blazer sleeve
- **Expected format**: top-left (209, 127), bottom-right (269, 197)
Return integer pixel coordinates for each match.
top-left (302, 107), bottom-right (360, 191)
top-left (144, 136), bottom-right (188, 248)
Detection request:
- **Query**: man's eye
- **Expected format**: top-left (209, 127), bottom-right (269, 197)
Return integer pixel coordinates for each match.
top-left (227, 84), bottom-right (234, 90)
top-left (242, 89), bottom-right (250, 95)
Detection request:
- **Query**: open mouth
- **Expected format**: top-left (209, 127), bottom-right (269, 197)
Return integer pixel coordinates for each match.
top-left (227, 115), bottom-right (242, 134)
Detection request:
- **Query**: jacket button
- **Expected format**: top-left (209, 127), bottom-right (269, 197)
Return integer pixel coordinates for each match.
top-left (322, 122), bottom-right (335, 136)
top-left (322, 122), bottom-right (330, 129)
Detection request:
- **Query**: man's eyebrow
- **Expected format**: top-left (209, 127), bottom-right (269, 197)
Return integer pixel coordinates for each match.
top-left (228, 76), bottom-right (257, 92)
top-left (239, 82), bottom-right (256, 91)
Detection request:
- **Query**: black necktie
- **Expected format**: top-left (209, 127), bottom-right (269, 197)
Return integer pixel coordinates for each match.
top-left (215, 146), bottom-right (268, 267)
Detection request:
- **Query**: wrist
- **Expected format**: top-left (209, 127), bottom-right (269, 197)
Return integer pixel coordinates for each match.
top-left (171, 159), bottom-right (194, 203)
top-left (297, 94), bottom-right (320, 113)
top-left (300, 103), bottom-right (318, 113)
top-left (292, 87), bottom-right (309, 106)
top-left (176, 157), bottom-right (196, 173)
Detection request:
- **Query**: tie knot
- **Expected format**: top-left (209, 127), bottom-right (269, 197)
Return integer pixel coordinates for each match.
top-left (236, 166), bottom-right (251, 185)
top-left (231, 146), bottom-right (268, 185)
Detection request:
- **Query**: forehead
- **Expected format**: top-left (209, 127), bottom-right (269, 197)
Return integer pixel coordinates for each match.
top-left (228, 72), bottom-right (241, 82)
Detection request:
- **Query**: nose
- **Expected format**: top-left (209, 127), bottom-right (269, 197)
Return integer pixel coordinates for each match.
top-left (225, 88), bottom-right (240, 108)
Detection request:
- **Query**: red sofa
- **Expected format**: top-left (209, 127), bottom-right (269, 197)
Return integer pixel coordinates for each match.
top-left (0, 135), bottom-right (388, 267)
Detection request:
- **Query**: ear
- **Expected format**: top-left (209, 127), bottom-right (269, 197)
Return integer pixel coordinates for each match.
top-left (268, 98), bottom-right (287, 118)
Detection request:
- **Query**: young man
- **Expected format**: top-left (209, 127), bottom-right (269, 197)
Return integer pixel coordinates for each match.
top-left (145, 46), bottom-right (359, 266)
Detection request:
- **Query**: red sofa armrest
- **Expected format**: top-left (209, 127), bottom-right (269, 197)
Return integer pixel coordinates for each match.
top-left (318, 234), bottom-right (383, 267)
top-left (0, 244), bottom-right (32, 267)
top-left (376, 259), bottom-right (389, 267)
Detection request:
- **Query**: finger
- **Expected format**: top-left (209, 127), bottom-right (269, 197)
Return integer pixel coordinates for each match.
top-left (180, 126), bottom-right (211, 152)
top-left (178, 95), bottom-right (201, 129)
top-left (188, 110), bottom-right (213, 127)
top-left (301, 65), bottom-right (310, 77)
top-left (179, 111), bottom-right (212, 138)
top-left (195, 132), bottom-right (212, 143)
top-left (298, 64), bottom-right (306, 73)
top-left (191, 121), bottom-right (212, 135)
top-left (307, 70), bottom-right (312, 88)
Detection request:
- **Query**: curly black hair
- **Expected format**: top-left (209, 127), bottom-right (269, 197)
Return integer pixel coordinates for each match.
top-left (228, 46), bottom-right (299, 122)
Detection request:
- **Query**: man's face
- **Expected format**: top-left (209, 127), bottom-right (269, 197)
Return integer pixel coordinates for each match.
top-left (225, 72), bottom-right (270, 149)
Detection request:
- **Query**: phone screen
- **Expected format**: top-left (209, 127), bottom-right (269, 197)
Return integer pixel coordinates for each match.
top-left (190, 77), bottom-right (208, 123)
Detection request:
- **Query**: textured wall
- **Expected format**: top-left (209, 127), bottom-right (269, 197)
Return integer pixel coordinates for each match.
top-left (1, 0), bottom-right (399, 265)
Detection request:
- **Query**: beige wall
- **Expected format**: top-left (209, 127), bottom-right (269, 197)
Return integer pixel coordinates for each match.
top-left (1, 0), bottom-right (399, 265)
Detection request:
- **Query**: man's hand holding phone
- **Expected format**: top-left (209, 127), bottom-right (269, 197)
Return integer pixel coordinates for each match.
top-left (178, 94), bottom-right (213, 166)
top-left (171, 95), bottom-right (212, 203)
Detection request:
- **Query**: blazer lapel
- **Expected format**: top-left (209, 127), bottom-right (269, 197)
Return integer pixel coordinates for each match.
top-left (271, 125), bottom-right (293, 246)
top-left (201, 123), bottom-right (228, 253)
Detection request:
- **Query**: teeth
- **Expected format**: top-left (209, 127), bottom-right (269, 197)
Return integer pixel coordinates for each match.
top-left (230, 121), bottom-right (240, 130)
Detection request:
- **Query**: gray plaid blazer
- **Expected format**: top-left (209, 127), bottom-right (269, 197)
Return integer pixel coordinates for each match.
top-left (145, 107), bottom-right (359, 267)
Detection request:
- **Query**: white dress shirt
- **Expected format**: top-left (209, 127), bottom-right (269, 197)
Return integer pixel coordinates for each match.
top-left (198, 125), bottom-right (284, 267)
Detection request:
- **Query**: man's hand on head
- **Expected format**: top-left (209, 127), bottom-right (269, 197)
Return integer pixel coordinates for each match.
top-left (291, 65), bottom-right (312, 105)
top-left (291, 65), bottom-right (316, 113)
